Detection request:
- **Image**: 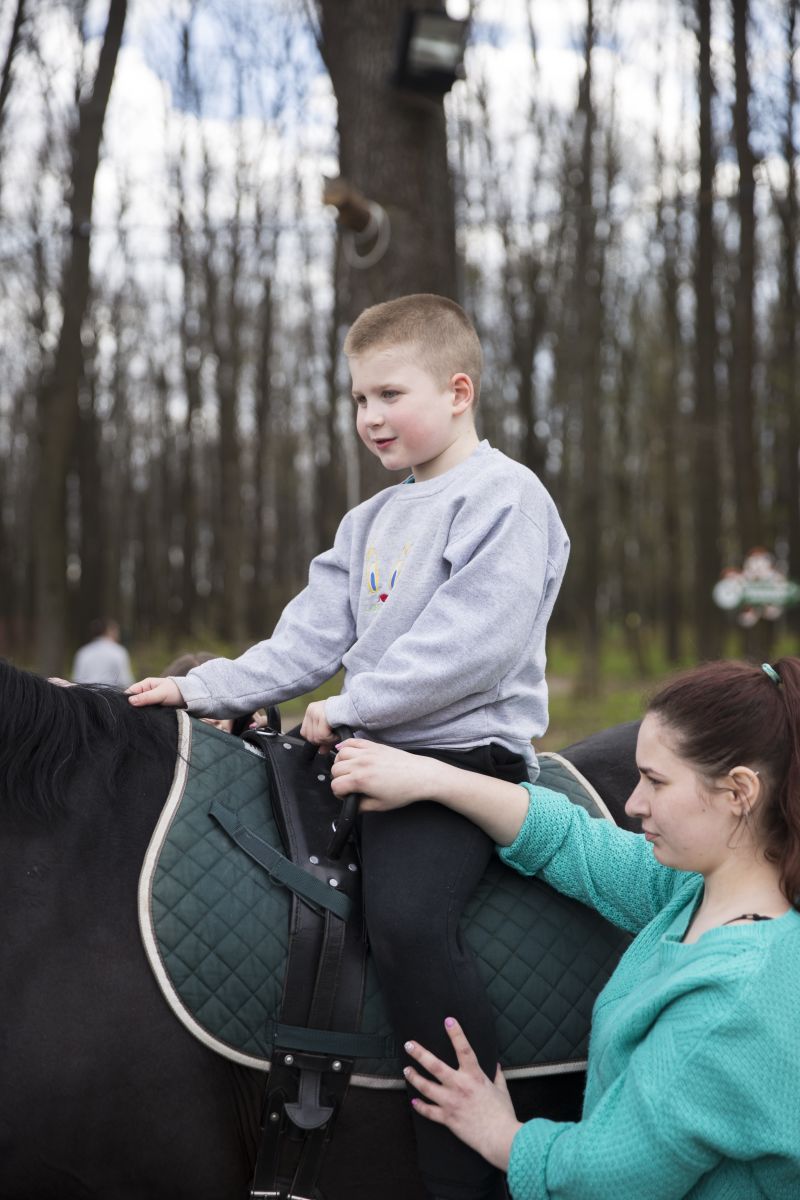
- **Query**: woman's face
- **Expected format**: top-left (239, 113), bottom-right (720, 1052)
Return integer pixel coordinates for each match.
top-left (625, 713), bottom-right (737, 875)
top-left (201, 717), bottom-right (234, 735)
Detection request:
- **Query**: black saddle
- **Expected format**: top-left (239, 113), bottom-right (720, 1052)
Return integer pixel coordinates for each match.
top-left (213, 720), bottom-right (372, 1200)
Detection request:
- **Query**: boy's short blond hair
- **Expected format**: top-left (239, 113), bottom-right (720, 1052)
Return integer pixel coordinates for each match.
top-left (343, 293), bottom-right (482, 401)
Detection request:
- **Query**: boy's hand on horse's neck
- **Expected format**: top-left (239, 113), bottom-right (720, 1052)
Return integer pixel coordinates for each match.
top-left (127, 678), bottom-right (186, 707)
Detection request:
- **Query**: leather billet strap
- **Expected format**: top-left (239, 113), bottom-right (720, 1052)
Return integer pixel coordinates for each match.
top-left (208, 799), bottom-right (352, 921)
top-left (247, 732), bottom-right (365, 1038)
top-left (235, 729), bottom-right (368, 1200)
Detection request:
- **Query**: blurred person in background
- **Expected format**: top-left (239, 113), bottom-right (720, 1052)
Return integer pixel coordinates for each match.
top-left (71, 618), bottom-right (134, 688)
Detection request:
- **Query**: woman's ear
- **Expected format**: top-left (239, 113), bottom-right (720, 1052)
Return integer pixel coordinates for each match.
top-left (724, 765), bottom-right (762, 819)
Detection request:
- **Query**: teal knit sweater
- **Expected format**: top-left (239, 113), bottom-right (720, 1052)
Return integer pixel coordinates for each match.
top-left (497, 785), bottom-right (800, 1199)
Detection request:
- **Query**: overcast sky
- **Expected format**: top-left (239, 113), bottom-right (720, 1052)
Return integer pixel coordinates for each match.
top-left (0, 0), bottom-right (789, 299)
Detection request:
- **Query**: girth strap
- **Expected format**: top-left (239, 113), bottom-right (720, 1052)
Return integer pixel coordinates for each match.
top-left (266, 1022), bottom-right (393, 1062)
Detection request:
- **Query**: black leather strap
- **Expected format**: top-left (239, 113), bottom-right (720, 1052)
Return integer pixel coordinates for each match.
top-left (242, 730), bottom-right (369, 1200)
top-left (268, 1021), bottom-right (394, 1061)
top-left (209, 798), bottom-right (352, 921)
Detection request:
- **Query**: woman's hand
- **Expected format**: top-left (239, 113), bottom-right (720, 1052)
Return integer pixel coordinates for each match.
top-left (331, 739), bottom-right (449, 810)
top-left (404, 1019), bottom-right (522, 1171)
top-left (331, 739), bottom-right (530, 844)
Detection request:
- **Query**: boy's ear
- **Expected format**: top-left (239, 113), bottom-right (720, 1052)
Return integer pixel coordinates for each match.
top-left (450, 372), bottom-right (474, 414)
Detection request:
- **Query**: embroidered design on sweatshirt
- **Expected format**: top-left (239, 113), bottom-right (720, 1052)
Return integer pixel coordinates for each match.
top-left (364, 543), bottom-right (411, 610)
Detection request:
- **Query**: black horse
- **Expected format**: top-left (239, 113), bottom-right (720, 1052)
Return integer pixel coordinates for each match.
top-left (0, 660), bottom-right (639, 1200)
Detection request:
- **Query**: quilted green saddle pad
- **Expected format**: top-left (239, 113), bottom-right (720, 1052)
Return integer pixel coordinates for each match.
top-left (139, 712), bottom-right (629, 1088)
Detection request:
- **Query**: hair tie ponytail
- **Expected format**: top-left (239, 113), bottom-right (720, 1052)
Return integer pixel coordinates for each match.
top-left (770, 658), bottom-right (800, 906)
top-left (762, 663), bottom-right (781, 686)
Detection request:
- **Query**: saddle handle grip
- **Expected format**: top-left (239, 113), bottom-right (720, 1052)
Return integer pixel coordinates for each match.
top-left (328, 724), bottom-right (359, 860)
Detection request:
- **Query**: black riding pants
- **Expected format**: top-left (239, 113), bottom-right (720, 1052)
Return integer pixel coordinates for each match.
top-left (359, 743), bottom-right (528, 1200)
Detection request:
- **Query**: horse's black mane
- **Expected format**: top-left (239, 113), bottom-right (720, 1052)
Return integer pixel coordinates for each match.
top-left (0, 659), bottom-right (175, 819)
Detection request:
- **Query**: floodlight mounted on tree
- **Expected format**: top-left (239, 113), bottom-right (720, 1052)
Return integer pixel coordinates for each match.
top-left (394, 7), bottom-right (469, 95)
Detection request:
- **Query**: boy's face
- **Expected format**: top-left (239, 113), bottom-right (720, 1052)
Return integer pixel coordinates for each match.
top-left (349, 344), bottom-right (474, 482)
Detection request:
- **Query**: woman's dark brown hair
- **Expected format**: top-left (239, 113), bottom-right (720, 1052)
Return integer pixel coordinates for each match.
top-left (646, 657), bottom-right (800, 909)
top-left (161, 652), bottom-right (216, 677)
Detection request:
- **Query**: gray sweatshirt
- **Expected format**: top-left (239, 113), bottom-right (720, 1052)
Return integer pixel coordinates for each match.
top-left (175, 441), bottom-right (569, 777)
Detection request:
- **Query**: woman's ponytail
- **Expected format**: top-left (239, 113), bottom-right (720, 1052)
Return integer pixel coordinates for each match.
top-left (765, 658), bottom-right (800, 907)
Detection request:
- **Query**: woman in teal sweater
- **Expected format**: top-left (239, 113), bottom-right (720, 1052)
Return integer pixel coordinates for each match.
top-left (331, 658), bottom-right (800, 1199)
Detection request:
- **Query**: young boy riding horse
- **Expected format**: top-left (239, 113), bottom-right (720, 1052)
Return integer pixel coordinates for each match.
top-left (128, 293), bottom-right (570, 1200)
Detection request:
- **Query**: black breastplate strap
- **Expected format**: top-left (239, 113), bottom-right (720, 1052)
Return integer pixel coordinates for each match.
top-left (229, 729), bottom-right (373, 1200)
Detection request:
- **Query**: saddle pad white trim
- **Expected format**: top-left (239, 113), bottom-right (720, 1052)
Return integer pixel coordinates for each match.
top-left (139, 712), bottom-right (271, 1073)
top-left (537, 751), bottom-right (616, 822)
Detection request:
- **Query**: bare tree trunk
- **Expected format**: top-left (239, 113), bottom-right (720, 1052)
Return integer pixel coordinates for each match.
top-left (573, 0), bottom-right (604, 697)
top-left (0, 0), bottom-right (28, 176)
top-left (614, 305), bottom-right (650, 677)
top-left (730, 0), bottom-right (760, 555)
top-left (75, 335), bottom-right (108, 639)
top-left (175, 18), bottom-right (202, 637)
top-left (198, 124), bottom-right (246, 642)
top-left (775, 0), bottom-right (800, 605)
top-left (8, 135), bottom-right (53, 660)
top-left (104, 293), bottom-right (132, 628)
top-left (217, 127), bottom-right (246, 642)
top-left (654, 44), bottom-right (685, 664)
top-left (471, 39), bottom-right (551, 475)
top-left (691, 0), bottom-right (723, 658)
top-left (33, 0), bottom-right (127, 674)
top-left (176, 218), bottom-right (202, 635)
top-left (150, 362), bottom-right (174, 640)
top-left (252, 268), bottom-right (276, 632)
top-left (316, 0), bottom-right (457, 317)
top-left (657, 254), bottom-right (685, 665)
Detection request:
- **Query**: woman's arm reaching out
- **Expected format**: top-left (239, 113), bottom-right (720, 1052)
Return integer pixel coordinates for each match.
top-left (330, 739), bottom-right (530, 846)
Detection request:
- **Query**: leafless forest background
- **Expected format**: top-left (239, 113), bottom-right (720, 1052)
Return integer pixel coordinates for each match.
top-left (1, 0), bottom-right (798, 691)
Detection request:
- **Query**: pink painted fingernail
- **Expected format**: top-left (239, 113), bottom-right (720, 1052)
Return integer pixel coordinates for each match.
top-left (445, 1017), bottom-right (455, 1028)
top-left (411, 1098), bottom-right (419, 1108)
top-left (404, 1040), bottom-right (414, 1052)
